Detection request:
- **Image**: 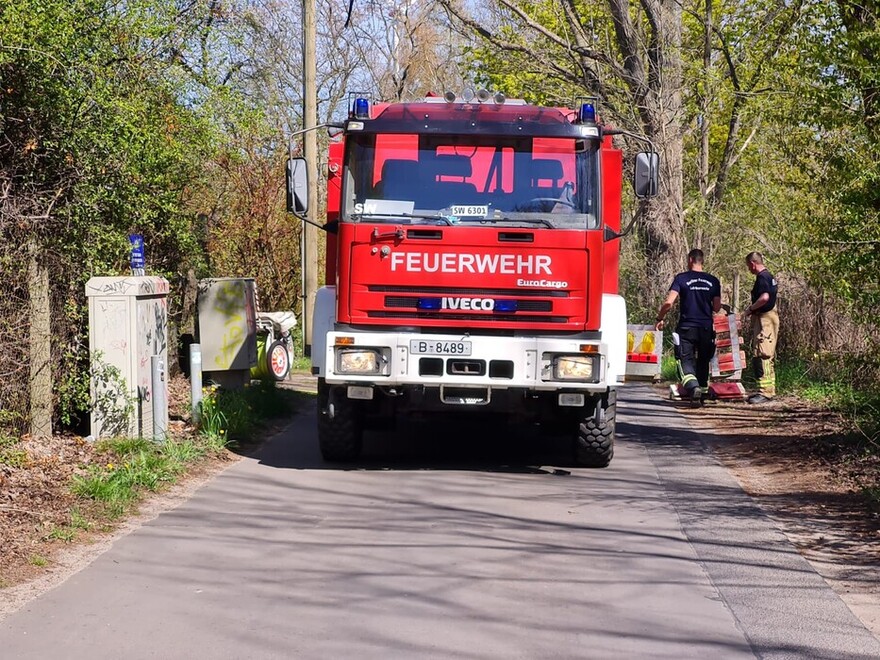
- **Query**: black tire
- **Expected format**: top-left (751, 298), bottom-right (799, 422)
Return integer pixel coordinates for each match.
top-left (574, 389), bottom-right (616, 468)
top-left (317, 381), bottom-right (364, 462)
top-left (266, 340), bottom-right (291, 381)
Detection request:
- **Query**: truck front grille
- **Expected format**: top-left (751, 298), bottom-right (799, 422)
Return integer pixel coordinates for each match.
top-left (367, 311), bottom-right (569, 323)
top-left (383, 296), bottom-right (552, 312)
top-left (359, 285), bottom-right (577, 326)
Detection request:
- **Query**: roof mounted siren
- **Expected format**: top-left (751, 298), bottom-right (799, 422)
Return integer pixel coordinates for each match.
top-left (347, 92), bottom-right (371, 120)
top-left (575, 96), bottom-right (599, 125)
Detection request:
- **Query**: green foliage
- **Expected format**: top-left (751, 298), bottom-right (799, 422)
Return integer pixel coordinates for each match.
top-left (72, 436), bottom-right (211, 516)
top-left (199, 385), bottom-right (229, 443)
top-left (69, 508), bottom-right (91, 531)
top-left (0, 409), bottom-right (22, 431)
top-left (775, 1), bottom-right (880, 310)
top-left (46, 526), bottom-right (77, 543)
top-left (213, 389), bottom-right (256, 441)
top-left (0, 434), bottom-right (28, 468)
top-left (465, 2), bottom-right (611, 109)
top-left (196, 379), bottom-right (299, 448)
top-left (291, 355), bottom-right (311, 372)
top-left (661, 354), bottom-right (679, 383)
top-left (0, 0), bottom-right (214, 252)
top-left (96, 436), bottom-right (154, 457)
top-left (47, 507), bottom-right (95, 543)
top-left (0, 0), bottom-right (277, 434)
top-left (201, 380), bottom-right (296, 444)
top-left (56, 307), bottom-right (91, 429)
top-left (0, 404), bottom-right (25, 440)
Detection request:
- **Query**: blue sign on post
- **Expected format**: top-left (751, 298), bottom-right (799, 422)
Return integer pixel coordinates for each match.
top-left (129, 234), bottom-right (145, 270)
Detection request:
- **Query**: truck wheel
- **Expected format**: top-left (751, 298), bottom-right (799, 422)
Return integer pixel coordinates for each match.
top-left (574, 389), bottom-right (616, 468)
top-left (318, 382), bottom-right (364, 462)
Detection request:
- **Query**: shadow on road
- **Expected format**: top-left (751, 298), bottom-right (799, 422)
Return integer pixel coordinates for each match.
top-left (256, 405), bottom-right (584, 473)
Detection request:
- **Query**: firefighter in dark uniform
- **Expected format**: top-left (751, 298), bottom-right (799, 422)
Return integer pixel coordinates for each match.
top-left (655, 249), bottom-right (722, 400)
top-left (743, 251), bottom-right (779, 404)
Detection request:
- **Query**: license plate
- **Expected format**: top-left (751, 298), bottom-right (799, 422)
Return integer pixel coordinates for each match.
top-left (450, 205), bottom-right (488, 217)
top-left (409, 340), bottom-right (472, 356)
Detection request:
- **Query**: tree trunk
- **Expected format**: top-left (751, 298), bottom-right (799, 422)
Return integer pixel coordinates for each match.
top-left (641, 0), bottom-right (687, 294)
top-left (28, 239), bottom-right (52, 438)
top-left (699, 0), bottom-right (712, 199)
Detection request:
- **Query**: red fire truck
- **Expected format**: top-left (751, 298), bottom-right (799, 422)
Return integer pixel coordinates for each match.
top-left (288, 91), bottom-right (657, 466)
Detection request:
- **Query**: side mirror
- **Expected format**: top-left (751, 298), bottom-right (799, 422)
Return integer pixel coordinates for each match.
top-left (286, 158), bottom-right (309, 214)
top-left (633, 152), bottom-right (659, 198)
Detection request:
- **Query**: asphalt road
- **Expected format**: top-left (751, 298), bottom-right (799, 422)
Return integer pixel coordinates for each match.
top-left (1, 385), bottom-right (879, 659)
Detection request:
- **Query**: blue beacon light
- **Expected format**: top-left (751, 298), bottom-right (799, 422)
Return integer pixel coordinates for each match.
top-left (579, 103), bottom-right (596, 123)
top-left (353, 97), bottom-right (370, 119)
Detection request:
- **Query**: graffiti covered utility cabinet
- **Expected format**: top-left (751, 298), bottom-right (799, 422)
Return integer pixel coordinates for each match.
top-left (196, 278), bottom-right (258, 373)
top-left (86, 276), bottom-right (169, 439)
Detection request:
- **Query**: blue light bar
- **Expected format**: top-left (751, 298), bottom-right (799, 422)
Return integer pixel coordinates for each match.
top-left (494, 300), bottom-right (518, 313)
top-left (353, 97), bottom-right (370, 119)
top-left (579, 103), bottom-right (596, 123)
top-left (417, 297), bottom-right (442, 310)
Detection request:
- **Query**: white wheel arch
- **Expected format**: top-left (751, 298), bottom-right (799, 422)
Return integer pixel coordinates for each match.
top-left (311, 286), bottom-right (337, 376)
top-left (601, 293), bottom-right (628, 386)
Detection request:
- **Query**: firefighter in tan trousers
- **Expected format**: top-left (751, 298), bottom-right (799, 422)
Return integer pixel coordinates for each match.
top-left (742, 252), bottom-right (779, 404)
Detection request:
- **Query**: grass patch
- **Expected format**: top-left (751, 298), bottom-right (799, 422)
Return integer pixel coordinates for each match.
top-left (199, 380), bottom-right (299, 447)
top-left (46, 526), bottom-right (77, 542)
top-left (46, 507), bottom-right (95, 543)
top-left (775, 359), bottom-right (880, 415)
top-left (29, 554), bottom-right (48, 567)
top-left (0, 446), bottom-right (28, 468)
top-left (0, 434), bottom-right (28, 468)
top-left (71, 437), bottom-right (218, 517)
top-left (291, 355), bottom-right (311, 371)
top-left (70, 508), bottom-right (91, 531)
top-left (660, 354), bottom-right (678, 382)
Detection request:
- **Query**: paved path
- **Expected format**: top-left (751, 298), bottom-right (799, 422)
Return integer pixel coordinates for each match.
top-left (1, 385), bottom-right (878, 659)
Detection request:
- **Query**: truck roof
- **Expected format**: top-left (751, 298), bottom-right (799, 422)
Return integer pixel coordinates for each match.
top-left (354, 102), bottom-right (595, 139)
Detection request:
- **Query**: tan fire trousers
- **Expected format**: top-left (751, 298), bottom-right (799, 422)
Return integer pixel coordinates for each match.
top-left (751, 309), bottom-right (779, 397)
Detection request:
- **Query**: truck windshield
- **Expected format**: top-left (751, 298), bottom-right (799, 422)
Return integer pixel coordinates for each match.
top-left (342, 133), bottom-right (600, 230)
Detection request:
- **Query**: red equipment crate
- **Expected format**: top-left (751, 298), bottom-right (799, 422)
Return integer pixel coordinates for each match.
top-left (711, 313), bottom-right (744, 379)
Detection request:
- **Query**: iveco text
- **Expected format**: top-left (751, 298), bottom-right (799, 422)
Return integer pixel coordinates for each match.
top-left (441, 297), bottom-right (494, 310)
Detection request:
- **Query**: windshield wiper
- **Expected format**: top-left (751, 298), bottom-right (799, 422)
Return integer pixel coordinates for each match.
top-left (351, 212), bottom-right (454, 226)
top-left (489, 216), bottom-right (556, 229)
top-left (351, 211), bottom-right (556, 229)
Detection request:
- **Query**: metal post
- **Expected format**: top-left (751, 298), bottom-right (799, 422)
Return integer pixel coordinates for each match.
top-left (732, 272), bottom-right (741, 313)
top-left (190, 343), bottom-right (203, 425)
top-left (151, 355), bottom-right (168, 442)
top-left (303, 0), bottom-right (318, 356)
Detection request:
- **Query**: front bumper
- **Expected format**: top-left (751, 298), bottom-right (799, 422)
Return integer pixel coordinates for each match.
top-left (323, 330), bottom-right (609, 392)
